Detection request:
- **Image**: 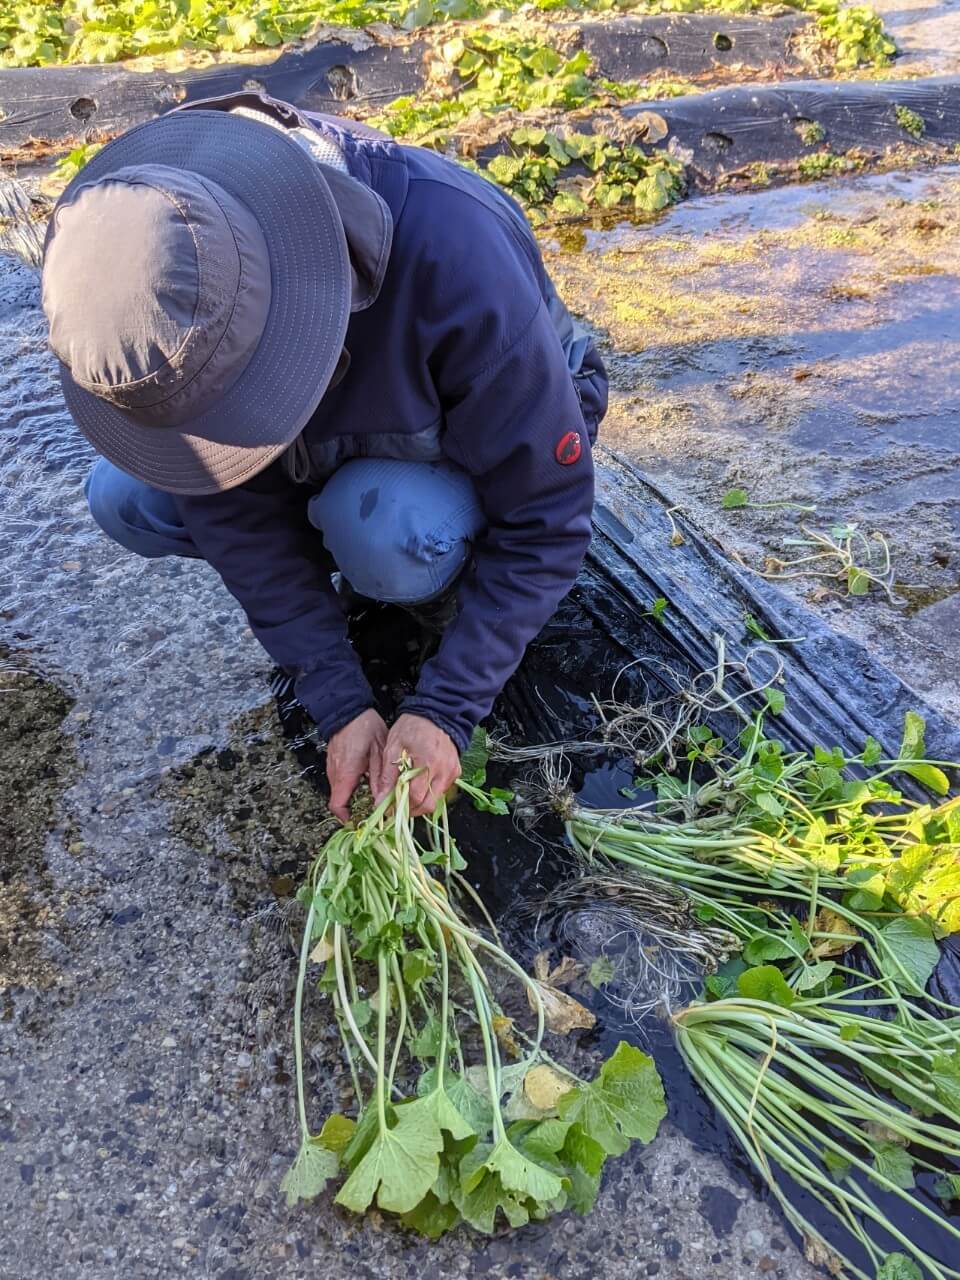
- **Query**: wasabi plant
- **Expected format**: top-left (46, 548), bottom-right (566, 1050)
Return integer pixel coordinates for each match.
top-left (528, 680), bottom-right (960, 1277)
top-left (894, 104), bottom-right (926, 140)
top-left (761, 521), bottom-right (899, 601)
top-left (796, 120), bottom-right (826, 146)
top-left (283, 764), bottom-right (667, 1233)
top-left (674, 995), bottom-right (960, 1280)
top-left (721, 487), bottom-right (817, 512)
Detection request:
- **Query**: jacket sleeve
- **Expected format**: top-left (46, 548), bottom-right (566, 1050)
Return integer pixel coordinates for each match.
top-left (399, 296), bottom-right (594, 751)
top-left (174, 461), bottom-right (376, 739)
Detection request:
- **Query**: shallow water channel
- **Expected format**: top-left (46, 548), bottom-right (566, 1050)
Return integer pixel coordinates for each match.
top-left (2, 165), bottom-right (959, 1278)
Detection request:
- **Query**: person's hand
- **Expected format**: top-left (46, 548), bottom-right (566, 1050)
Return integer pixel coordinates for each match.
top-left (326, 708), bottom-right (388, 823)
top-left (375, 713), bottom-right (460, 817)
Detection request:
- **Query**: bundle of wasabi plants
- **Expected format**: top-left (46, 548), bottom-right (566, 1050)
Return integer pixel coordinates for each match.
top-left (282, 764), bottom-right (667, 1236)
top-left (554, 701), bottom-right (960, 1278)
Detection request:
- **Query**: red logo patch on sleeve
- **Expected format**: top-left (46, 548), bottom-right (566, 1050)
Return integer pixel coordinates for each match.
top-left (555, 431), bottom-right (582, 466)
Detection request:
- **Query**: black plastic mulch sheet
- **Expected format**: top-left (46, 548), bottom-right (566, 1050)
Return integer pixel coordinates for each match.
top-left (500, 446), bottom-right (960, 768)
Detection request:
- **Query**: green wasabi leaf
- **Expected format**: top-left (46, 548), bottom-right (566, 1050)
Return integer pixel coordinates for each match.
top-left (933, 1172), bottom-right (960, 1204)
top-left (843, 863), bottom-right (887, 913)
top-left (737, 965), bottom-right (795, 1007)
top-left (898, 711), bottom-right (927, 761)
top-left (754, 790), bottom-right (784, 817)
top-left (721, 488), bottom-right (749, 509)
top-left (281, 1136), bottom-right (339, 1206)
top-left (560, 1123), bottom-right (607, 1214)
top-left (350, 998), bottom-right (373, 1029)
top-left (587, 956), bottom-right (616, 988)
top-left (557, 1041), bottom-right (666, 1157)
top-left (444, 1071), bottom-right (494, 1137)
top-left (705, 973), bottom-right (738, 1000)
top-left (411, 1015), bottom-right (444, 1060)
top-left (930, 1052), bottom-right (960, 1115)
top-left (487, 154), bottom-right (524, 184)
top-left (743, 932), bottom-right (798, 966)
top-left (877, 1254), bottom-right (923, 1280)
top-left (460, 725), bottom-right (489, 788)
top-left (510, 125), bottom-right (546, 146)
top-left (472, 1135), bottom-right (565, 1203)
top-left (879, 915), bottom-right (940, 992)
top-left (399, 1190), bottom-right (460, 1238)
top-left (402, 948), bottom-right (436, 989)
top-left (335, 1106), bottom-right (444, 1215)
top-left (341, 1101), bottom-right (380, 1171)
top-left (901, 762), bottom-right (950, 796)
top-left (872, 1141), bottom-right (914, 1190)
top-left (403, 1086), bottom-right (476, 1142)
top-left (861, 735), bottom-right (883, 765)
top-left (764, 687), bottom-right (786, 716)
top-left (452, 1166), bottom-right (530, 1232)
top-left (317, 1113), bottom-right (356, 1158)
top-left (822, 1148), bottom-right (851, 1179)
top-left (794, 960), bottom-right (836, 992)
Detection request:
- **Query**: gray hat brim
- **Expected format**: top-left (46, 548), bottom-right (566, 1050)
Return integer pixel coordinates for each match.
top-left (51, 110), bottom-right (351, 496)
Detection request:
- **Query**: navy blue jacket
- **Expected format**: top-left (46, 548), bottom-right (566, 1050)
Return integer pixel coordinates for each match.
top-left (175, 117), bottom-right (607, 751)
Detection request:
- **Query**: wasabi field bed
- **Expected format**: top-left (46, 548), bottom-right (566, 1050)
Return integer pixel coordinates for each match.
top-left (541, 162), bottom-right (960, 724)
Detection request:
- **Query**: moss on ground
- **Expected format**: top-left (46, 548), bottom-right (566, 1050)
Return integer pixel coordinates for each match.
top-left (0, 656), bottom-right (77, 998)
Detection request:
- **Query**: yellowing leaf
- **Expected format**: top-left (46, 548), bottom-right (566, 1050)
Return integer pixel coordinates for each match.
top-left (281, 1137), bottom-right (338, 1206)
top-left (811, 909), bottom-right (859, 958)
top-left (528, 980), bottom-right (596, 1035)
top-left (317, 1113), bottom-right (355, 1157)
top-left (309, 933), bottom-right (334, 964)
top-left (493, 1014), bottom-right (521, 1058)
top-left (524, 1064), bottom-right (574, 1113)
top-left (547, 955), bottom-right (584, 986)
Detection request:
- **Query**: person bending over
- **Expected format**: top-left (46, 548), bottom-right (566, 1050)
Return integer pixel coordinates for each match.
top-left (41, 92), bottom-right (607, 820)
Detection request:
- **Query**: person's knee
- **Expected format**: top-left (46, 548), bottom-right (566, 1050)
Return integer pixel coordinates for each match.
top-left (309, 459), bottom-right (485, 604)
top-left (85, 459), bottom-right (190, 559)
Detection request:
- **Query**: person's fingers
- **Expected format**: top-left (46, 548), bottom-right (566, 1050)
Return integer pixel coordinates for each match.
top-left (367, 737), bottom-right (385, 792)
top-left (374, 743), bottom-right (400, 802)
top-left (329, 759), bottom-right (362, 824)
top-left (409, 768), bottom-right (435, 817)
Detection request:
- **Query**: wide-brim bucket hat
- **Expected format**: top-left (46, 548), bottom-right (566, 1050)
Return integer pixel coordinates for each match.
top-left (41, 109), bottom-right (352, 495)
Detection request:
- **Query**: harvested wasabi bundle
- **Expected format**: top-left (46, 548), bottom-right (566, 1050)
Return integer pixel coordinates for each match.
top-left (674, 996), bottom-right (960, 1280)
top-left (545, 704), bottom-right (960, 1279)
top-left (282, 766), bottom-right (667, 1236)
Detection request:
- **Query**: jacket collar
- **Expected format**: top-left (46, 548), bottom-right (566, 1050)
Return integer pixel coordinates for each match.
top-left (174, 91), bottom-right (401, 313)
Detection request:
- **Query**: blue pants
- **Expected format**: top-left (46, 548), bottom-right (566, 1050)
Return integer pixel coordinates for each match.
top-left (85, 456), bottom-right (486, 605)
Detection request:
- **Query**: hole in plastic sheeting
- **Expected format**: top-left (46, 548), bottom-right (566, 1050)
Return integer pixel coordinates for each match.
top-left (702, 131), bottom-right (734, 153)
top-left (713, 32), bottom-right (734, 52)
top-left (69, 97), bottom-right (97, 122)
top-left (325, 65), bottom-right (360, 101)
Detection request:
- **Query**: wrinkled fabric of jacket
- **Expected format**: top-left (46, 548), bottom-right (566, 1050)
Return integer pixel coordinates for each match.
top-left (172, 96), bottom-right (608, 752)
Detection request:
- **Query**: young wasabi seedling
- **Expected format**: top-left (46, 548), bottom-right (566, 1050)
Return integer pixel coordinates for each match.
top-left (721, 488), bottom-right (817, 513)
top-left (761, 522), bottom-right (899, 602)
top-left (742, 612), bottom-right (805, 646)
